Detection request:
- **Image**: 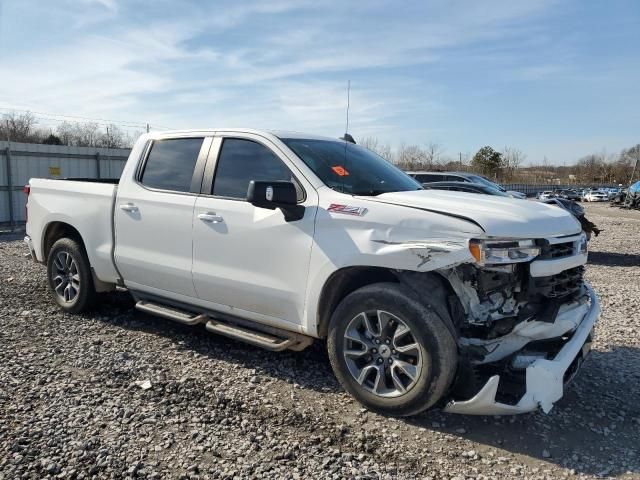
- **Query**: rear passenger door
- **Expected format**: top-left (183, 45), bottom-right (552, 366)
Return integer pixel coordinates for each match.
top-left (114, 136), bottom-right (211, 297)
top-left (191, 133), bottom-right (317, 326)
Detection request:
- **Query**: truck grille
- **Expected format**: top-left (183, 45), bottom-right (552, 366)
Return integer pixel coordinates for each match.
top-left (531, 266), bottom-right (584, 299)
top-left (538, 241), bottom-right (575, 260)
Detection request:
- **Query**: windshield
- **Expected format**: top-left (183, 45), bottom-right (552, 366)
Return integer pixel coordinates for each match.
top-left (465, 174), bottom-right (506, 191)
top-left (483, 185), bottom-right (510, 197)
top-left (281, 138), bottom-right (422, 196)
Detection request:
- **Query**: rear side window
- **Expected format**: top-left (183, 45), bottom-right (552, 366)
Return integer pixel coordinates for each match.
top-left (445, 175), bottom-right (467, 182)
top-left (212, 138), bottom-right (296, 199)
top-left (140, 138), bottom-right (204, 192)
top-left (415, 174), bottom-right (444, 183)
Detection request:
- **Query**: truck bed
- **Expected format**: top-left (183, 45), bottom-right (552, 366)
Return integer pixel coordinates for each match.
top-left (25, 178), bottom-right (121, 285)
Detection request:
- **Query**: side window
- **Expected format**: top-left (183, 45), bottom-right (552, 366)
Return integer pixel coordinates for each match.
top-left (212, 138), bottom-right (300, 200)
top-left (445, 175), bottom-right (464, 182)
top-left (140, 138), bottom-right (204, 192)
top-left (415, 174), bottom-right (440, 183)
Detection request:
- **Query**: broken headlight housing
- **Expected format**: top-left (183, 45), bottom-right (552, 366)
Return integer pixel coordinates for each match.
top-left (469, 238), bottom-right (540, 265)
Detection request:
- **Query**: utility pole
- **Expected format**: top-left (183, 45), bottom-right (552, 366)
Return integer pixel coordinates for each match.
top-left (630, 150), bottom-right (639, 184)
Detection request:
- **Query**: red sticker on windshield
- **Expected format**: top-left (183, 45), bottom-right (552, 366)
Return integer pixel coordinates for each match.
top-left (331, 165), bottom-right (349, 176)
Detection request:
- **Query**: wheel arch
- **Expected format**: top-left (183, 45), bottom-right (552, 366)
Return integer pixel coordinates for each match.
top-left (316, 266), bottom-right (398, 338)
top-left (42, 221), bottom-right (86, 261)
top-left (316, 266), bottom-right (462, 339)
top-left (41, 221), bottom-right (114, 293)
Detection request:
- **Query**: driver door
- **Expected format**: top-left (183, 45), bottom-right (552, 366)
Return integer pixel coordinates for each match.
top-left (191, 134), bottom-right (317, 326)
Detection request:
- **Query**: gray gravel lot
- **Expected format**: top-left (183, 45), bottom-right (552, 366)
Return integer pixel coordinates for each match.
top-left (1, 202), bottom-right (639, 479)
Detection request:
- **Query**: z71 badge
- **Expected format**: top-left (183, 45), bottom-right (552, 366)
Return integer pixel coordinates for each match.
top-left (327, 204), bottom-right (368, 216)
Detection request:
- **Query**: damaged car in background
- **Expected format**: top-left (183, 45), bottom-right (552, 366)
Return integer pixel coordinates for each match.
top-left (542, 197), bottom-right (601, 239)
top-left (24, 129), bottom-right (600, 416)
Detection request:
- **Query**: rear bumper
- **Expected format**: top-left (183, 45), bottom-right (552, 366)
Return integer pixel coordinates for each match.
top-left (24, 235), bottom-right (37, 261)
top-left (444, 282), bottom-right (600, 415)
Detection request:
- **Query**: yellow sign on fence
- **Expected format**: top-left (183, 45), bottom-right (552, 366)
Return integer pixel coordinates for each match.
top-left (48, 166), bottom-right (61, 176)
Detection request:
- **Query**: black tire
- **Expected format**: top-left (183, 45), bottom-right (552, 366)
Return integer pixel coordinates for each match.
top-left (327, 282), bottom-right (458, 416)
top-left (46, 237), bottom-right (97, 314)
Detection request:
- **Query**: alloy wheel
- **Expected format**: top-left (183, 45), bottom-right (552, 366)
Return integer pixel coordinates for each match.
top-left (51, 251), bottom-right (80, 303)
top-left (343, 310), bottom-right (423, 398)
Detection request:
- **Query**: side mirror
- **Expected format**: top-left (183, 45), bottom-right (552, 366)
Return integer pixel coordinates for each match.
top-left (246, 180), bottom-right (304, 221)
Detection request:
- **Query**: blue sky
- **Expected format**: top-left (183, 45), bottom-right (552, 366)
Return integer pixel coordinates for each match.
top-left (0, 0), bottom-right (638, 164)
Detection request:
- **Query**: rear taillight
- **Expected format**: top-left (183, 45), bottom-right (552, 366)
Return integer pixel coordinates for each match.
top-left (23, 184), bottom-right (30, 222)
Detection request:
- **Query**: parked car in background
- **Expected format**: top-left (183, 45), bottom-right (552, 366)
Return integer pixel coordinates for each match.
top-left (576, 189), bottom-right (587, 201)
top-left (422, 181), bottom-right (511, 197)
top-left (407, 171), bottom-right (526, 199)
top-left (584, 190), bottom-right (609, 202)
top-left (537, 191), bottom-right (555, 200)
top-left (605, 187), bottom-right (621, 199)
top-left (24, 128), bottom-right (599, 416)
top-left (580, 188), bottom-right (597, 201)
top-left (558, 189), bottom-right (580, 201)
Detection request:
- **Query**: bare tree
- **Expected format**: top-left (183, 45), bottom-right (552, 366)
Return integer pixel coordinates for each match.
top-left (1, 112), bottom-right (41, 142)
top-left (98, 124), bottom-right (127, 148)
top-left (424, 142), bottom-right (443, 166)
top-left (621, 144), bottom-right (640, 183)
top-left (0, 113), bottom-right (139, 148)
top-left (56, 121), bottom-right (76, 146)
top-left (396, 144), bottom-right (429, 170)
top-left (359, 136), bottom-right (393, 161)
top-left (502, 146), bottom-right (526, 181)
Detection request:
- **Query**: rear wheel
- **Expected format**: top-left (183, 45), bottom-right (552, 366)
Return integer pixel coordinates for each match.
top-left (327, 282), bottom-right (458, 416)
top-left (46, 238), bottom-right (97, 313)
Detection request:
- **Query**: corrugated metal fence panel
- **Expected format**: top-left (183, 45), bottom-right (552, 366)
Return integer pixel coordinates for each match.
top-left (0, 141), bottom-right (130, 223)
top-left (503, 183), bottom-right (619, 197)
top-left (99, 157), bottom-right (128, 178)
top-left (0, 192), bottom-right (10, 223)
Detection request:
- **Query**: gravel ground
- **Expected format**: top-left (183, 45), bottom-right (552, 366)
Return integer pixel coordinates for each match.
top-left (1, 202), bottom-right (639, 479)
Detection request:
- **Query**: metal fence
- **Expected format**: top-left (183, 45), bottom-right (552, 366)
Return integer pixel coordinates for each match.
top-left (0, 141), bottom-right (130, 225)
top-left (502, 183), bottom-right (620, 197)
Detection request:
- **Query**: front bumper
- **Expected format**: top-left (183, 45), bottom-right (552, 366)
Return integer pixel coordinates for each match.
top-left (444, 282), bottom-right (600, 415)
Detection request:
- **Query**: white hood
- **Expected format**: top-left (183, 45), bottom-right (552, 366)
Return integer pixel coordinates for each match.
top-left (366, 190), bottom-right (581, 238)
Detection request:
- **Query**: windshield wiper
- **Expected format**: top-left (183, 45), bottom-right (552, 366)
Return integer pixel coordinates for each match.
top-left (351, 189), bottom-right (389, 196)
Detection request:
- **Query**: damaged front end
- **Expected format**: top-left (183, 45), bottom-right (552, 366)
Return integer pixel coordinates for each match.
top-left (441, 233), bottom-right (600, 415)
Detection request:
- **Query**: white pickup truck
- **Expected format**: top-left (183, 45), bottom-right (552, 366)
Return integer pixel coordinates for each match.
top-left (24, 129), bottom-right (600, 416)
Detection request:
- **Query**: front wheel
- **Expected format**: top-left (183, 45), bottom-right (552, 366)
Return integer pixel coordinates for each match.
top-left (327, 282), bottom-right (458, 416)
top-left (46, 238), bottom-right (97, 313)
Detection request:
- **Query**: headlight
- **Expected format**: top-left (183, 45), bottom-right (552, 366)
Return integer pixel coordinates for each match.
top-left (469, 238), bottom-right (541, 265)
top-left (578, 232), bottom-right (588, 254)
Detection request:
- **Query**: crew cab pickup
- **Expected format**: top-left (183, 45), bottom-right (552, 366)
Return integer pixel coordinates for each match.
top-left (24, 129), bottom-right (600, 416)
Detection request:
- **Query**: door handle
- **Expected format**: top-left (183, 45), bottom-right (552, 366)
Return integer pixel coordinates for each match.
top-left (198, 212), bottom-right (224, 223)
top-left (119, 203), bottom-right (138, 212)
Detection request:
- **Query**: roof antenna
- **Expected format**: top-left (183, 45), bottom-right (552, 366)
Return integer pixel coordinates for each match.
top-left (340, 80), bottom-right (356, 144)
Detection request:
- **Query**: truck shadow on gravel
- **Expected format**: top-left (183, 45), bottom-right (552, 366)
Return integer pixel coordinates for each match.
top-left (405, 346), bottom-right (640, 477)
top-left (587, 251), bottom-right (640, 267)
top-left (96, 292), bottom-right (342, 392)
top-left (94, 293), bottom-right (640, 478)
